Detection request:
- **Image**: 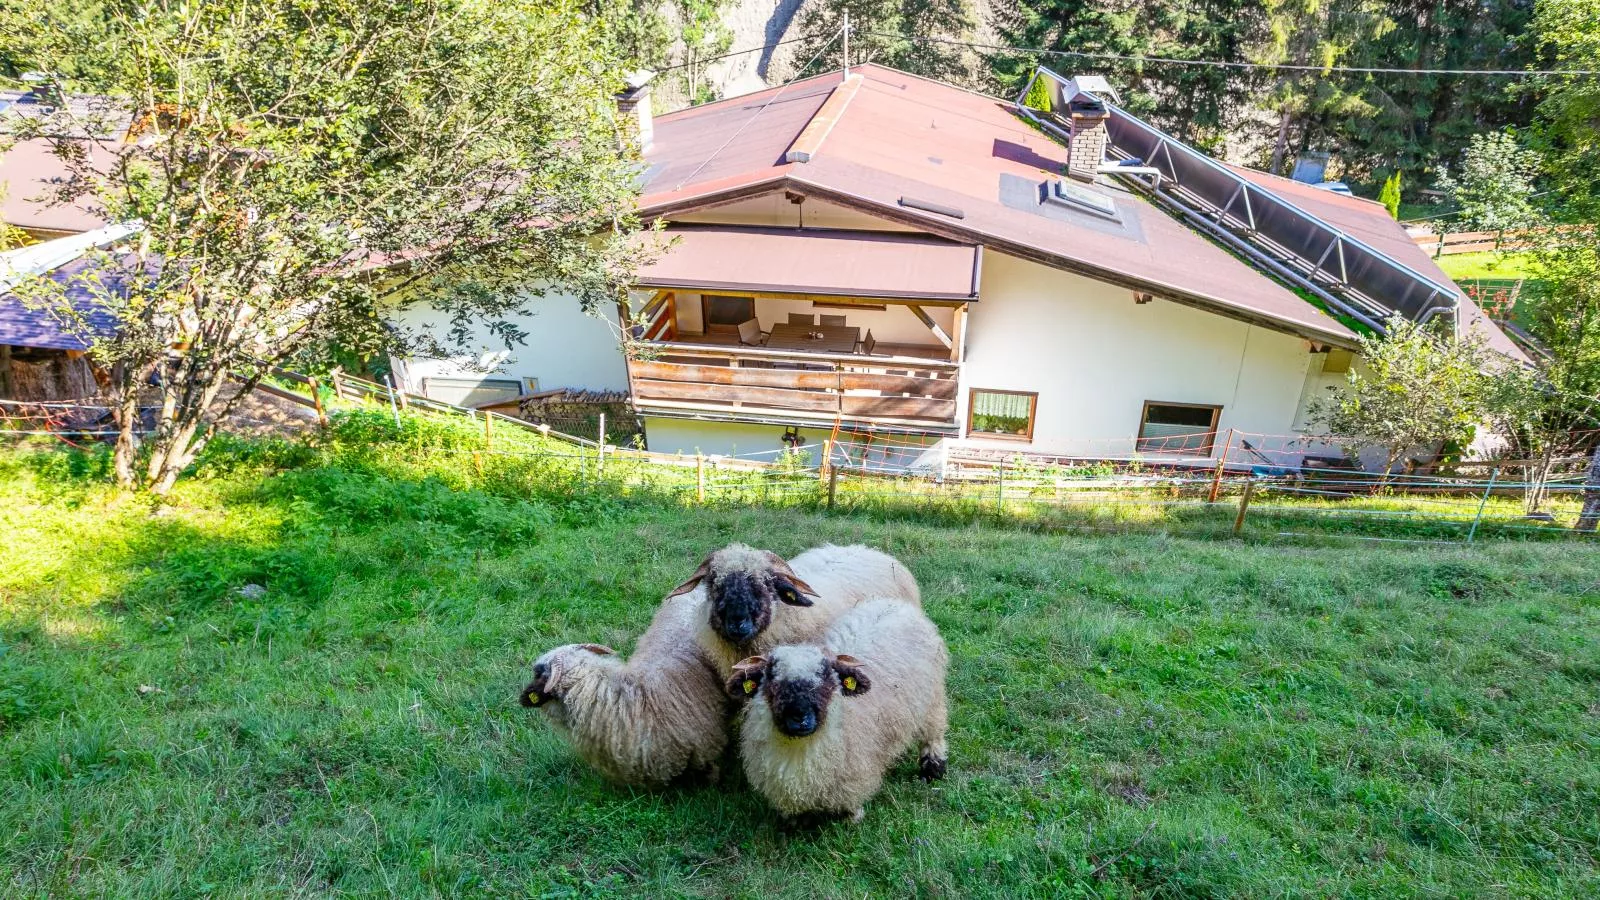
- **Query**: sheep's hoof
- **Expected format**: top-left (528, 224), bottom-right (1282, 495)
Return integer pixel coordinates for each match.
top-left (919, 753), bottom-right (947, 782)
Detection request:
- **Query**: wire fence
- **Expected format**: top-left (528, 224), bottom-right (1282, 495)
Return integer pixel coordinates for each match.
top-left (12, 376), bottom-right (1600, 546)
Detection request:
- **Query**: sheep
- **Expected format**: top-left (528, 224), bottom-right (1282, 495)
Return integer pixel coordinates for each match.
top-left (666, 543), bottom-right (921, 675)
top-left (518, 587), bottom-right (728, 786)
top-left (725, 597), bottom-right (949, 822)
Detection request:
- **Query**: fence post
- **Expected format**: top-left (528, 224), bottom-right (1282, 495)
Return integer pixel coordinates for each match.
top-left (696, 452), bottom-right (706, 503)
top-left (483, 409), bottom-right (493, 450)
top-left (997, 460), bottom-right (1006, 514)
top-left (819, 439), bottom-right (832, 484)
top-left (330, 367), bottom-right (345, 402)
top-left (827, 465), bottom-right (840, 510)
top-left (1232, 477), bottom-right (1256, 536)
top-left (1208, 428), bottom-right (1234, 503)
top-left (1466, 466), bottom-right (1500, 543)
top-left (308, 376), bottom-right (328, 427)
top-left (598, 413), bottom-right (606, 477)
top-left (383, 374), bottom-right (402, 428)
top-left (1578, 443), bottom-right (1600, 532)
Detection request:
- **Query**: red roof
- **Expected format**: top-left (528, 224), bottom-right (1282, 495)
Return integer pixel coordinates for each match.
top-left (640, 66), bottom-right (1357, 345)
top-left (639, 64), bottom-right (1522, 357)
top-left (636, 225), bottom-right (980, 300)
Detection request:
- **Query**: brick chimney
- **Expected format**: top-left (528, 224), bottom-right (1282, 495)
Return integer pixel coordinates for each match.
top-left (615, 70), bottom-right (655, 152)
top-left (1066, 95), bottom-right (1110, 181)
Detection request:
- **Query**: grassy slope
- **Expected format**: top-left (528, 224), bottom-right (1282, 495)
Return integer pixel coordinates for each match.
top-left (2, 447), bottom-right (1598, 898)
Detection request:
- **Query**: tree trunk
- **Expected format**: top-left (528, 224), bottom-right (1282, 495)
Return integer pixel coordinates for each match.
top-left (1576, 442), bottom-right (1600, 531)
top-left (1269, 105), bottom-right (1293, 175)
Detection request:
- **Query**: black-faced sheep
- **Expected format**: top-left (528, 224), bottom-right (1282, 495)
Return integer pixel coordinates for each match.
top-left (519, 587), bottom-right (727, 786)
top-left (725, 598), bottom-right (949, 822)
top-left (667, 543), bottom-right (921, 675)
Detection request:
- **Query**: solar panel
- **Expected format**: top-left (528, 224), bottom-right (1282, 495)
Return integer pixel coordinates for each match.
top-left (1014, 67), bottom-right (1459, 336)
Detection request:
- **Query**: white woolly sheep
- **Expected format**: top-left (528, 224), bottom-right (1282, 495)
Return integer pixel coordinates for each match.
top-left (667, 543), bottom-right (921, 675)
top-left (519, 587), bottom-right (728, 786)
top-left (725, 597), bottom-right (949, 822)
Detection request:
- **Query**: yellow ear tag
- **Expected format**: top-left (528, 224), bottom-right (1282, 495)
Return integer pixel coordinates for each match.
top-left (742, 679), bottom-right (757, 694)
top-left (843, 676), bottom-right (858, 691)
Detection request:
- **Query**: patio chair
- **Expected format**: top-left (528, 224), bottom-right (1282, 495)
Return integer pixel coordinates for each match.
top-left (858, 330), bottom-right (877, 356)
top-left (819, 314), bottom-right (847, 327)
top-left (737, 318), bottom-right (767, 347)
top-left (788, 312), bottom-right (816, 326)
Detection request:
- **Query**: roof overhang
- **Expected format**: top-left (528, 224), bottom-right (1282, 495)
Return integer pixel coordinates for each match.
top-left (634, 224), bottom-right (981, 301)
top-left (642, 182), bottom-right (1360, 348)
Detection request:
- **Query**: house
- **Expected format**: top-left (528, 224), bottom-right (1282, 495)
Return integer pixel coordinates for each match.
top-left (390, 65), bottom-right (1524, 469)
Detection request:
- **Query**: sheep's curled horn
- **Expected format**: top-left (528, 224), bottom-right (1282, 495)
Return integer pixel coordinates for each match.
top-left (519, 644), bottom-right (615, 707)
top-left (664, 550), bottom-right (822, 606)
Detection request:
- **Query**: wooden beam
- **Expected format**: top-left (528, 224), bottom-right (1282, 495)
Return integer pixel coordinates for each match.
top-left (906, 304), bottom-right (954, 349)
top-left (949, 304), bottom-right (967, 363)
top-left (784, 74), bottom-right (863, 164)
top-left (0, 344), bottom-right (11, 399)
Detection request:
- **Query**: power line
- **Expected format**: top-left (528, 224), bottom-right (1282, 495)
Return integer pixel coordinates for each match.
top-left (656, 34), bottom-right (821, 74)
top-left (861, 32), bottom-right (1600, 78)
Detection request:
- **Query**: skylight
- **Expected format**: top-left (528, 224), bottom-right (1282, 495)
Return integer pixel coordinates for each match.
top-left (1045, 179), bottom-right (1119, 221)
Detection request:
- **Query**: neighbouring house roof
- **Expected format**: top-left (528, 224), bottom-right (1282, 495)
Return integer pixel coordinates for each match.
top-left (0, 137), bottom-right (109, 234)
top-left (635, 225), bottom-right (981, 300)
top-left (1227, 166), bottom-right (1527, 361)
top-left (1, 89), bottom-right (129, 235)
top-left (0, 224), bottom-right (141, 351)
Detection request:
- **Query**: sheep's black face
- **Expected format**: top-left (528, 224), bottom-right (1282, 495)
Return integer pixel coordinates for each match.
top-left (707, 571), bottom-right (777, 648)
top-left (769, 673), bottom-right (833, 737)
top-left (520, 662), bottom-right (552, 707)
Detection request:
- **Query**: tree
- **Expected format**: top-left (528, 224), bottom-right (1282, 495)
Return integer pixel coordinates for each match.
top-left (1310, 317), bottom-right (1488, 482)
top-left (9, 0), bottom-right (642, 494)
top-left (795, 0), bottom-right (976, 85)
top-left (1532, 0), bottom-right (1600, 221)
top-left (1435, 131), bottom-right (1545, 235)
top-left (1486, 228), bottom-right (1600, 518)
top-left (1379, 170), bottom-right (1402, 219)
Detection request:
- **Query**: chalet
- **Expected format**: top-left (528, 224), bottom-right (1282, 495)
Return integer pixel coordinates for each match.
top-left (390, 66), bottom-right (1524, 469)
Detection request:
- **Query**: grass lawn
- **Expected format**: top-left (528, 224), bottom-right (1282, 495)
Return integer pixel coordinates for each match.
top-left (1436, 251), bottom-right (1540, 283)
top-left (2, 440), bottom-right (1599, 897)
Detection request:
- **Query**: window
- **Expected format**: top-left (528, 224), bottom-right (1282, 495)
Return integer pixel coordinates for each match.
top-left (702, 295), bottom-right (754, 332)
top-left (1137, 402), bottom-right (1221, 454)
top-left (968, 389), bottom-right (1037, 441)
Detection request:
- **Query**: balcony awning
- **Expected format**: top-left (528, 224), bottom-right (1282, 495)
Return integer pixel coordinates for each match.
top-left (635, 225), bottom-right (981, 301)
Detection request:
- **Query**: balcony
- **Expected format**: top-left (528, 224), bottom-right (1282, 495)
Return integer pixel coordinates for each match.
top-left (626, 290), bottom-right (963, 431)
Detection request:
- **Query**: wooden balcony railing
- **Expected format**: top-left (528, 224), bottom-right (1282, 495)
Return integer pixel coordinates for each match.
top-left (627, 342), bottom-right (961, 430)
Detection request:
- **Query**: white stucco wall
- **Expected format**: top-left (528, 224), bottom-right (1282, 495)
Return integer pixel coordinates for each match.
top-left (957, 251), bottom-right (1320, 458)
top-left (389, 284), bottom-right (629, 399)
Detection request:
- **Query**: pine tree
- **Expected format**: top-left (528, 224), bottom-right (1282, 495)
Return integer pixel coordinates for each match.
top-left (1379, 170), bottom-right (1403, 219)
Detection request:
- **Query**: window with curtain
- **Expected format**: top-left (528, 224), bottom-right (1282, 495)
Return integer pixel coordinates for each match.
top-left (1137, 402), bottom-right (1221, 453)
top-left (968, 389), bottom-right (1037, 440)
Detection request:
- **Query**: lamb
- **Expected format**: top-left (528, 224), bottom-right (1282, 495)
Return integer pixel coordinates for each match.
top-left (666, 543), bottom-right (921, 675)
top-left (725, 598), bottom-right (949, 822)
top-left (518, 587), bottom-right (728, 786)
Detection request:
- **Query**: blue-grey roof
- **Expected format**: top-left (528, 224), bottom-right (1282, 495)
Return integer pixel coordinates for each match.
top-left (0, 256), bottom-right (126, 351)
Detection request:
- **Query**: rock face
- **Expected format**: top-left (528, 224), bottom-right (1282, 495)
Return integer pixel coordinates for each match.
top-left (706, 0), bottom-right (811, 97)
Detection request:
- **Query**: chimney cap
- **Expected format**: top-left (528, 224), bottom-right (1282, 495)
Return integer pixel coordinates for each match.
top-left (619, 70), bottom-right (656, 98)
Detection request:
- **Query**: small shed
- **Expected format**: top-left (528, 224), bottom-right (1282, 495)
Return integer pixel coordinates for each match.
top-left (0, 225), bottom-right (137, 401)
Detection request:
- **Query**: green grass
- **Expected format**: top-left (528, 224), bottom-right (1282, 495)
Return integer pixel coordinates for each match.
top-left (2, 433), bottom-right (1599, 897)
top-left (1436, 251), bottom-right (1540, 283)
